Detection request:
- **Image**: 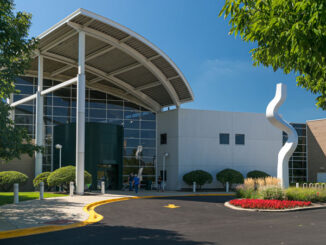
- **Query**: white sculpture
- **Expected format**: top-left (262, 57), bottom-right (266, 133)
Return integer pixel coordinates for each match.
top-left (266, 83), bottom-right (298, 188)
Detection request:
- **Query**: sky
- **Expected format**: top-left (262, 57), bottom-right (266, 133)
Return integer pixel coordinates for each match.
top-left (14, 0), bottom-right (326, 123)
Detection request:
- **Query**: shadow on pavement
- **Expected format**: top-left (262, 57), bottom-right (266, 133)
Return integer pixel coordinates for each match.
top-left (0, 198), bottom-right (85, 229)
top-left (1, 223), bottom-right (214, 245)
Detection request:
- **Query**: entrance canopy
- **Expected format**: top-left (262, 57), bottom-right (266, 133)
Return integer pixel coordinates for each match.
top-left (26, 8), bottom-right (194, 112)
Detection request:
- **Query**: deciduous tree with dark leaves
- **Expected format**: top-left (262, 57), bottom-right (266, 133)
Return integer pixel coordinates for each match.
top-left (220, 0), bottom-right (326, 108)
top-left (0, 0), bottom-right (40, 162)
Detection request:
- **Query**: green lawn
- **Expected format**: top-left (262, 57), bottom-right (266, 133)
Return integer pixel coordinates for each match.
top-left (0, 192), bottom-right (67, 206)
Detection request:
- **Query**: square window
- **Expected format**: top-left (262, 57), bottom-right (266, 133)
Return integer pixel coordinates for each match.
top-left (235, 134), bottom-right (245, 145)
top-left (219, 133), bottom-right (229, 144)
top-left (160, 133), bottom-right (167, 145)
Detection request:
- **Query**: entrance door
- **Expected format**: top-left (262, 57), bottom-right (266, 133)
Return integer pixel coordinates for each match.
top-left (97, 164), bottom-right (118, 190)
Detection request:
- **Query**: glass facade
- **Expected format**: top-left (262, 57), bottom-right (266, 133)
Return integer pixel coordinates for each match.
top-left (13, 76), bottom-right (156, 183)
top-left (283, 123), bottom-right (307, 183)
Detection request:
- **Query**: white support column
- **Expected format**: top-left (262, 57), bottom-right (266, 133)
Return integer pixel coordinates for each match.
top-left (76, 31), bottom-right (86, 195)
top-left (35, 55), bottom-right (44, 177)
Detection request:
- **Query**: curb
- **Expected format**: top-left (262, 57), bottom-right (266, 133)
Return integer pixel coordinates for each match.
top-left (0, 193), bottom-right (234, 240)
top-left (224, 201), bottom-right (326, 212)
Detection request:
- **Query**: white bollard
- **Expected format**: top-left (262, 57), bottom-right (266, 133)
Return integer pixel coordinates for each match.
top-left (193, 182), bottom-right (196, 193)
top-left (296, 183), bottom-right (299, 188)
top-left (101, 181), bottom-right (105, 194)
top-left (70, 182), bottom-right (74, 197)
top-left (39, 182), bottom-right (44, 200)
top-left (14, 183), bottom-right (19, 204)
top-left (226, 181), bottom-right (229, 193)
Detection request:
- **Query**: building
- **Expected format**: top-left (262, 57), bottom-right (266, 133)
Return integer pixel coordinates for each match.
top-left (283, 123), bottom-right (307, 183)
top-left (2, 9), bottom-right (325, 191)
top-left (307, 119), bottom-right (326, 182)
top-left (157, 109), bottom-right (282, 190)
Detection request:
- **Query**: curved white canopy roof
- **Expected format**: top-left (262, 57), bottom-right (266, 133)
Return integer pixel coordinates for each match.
top-left (26, 8), bottom-right (194, 112)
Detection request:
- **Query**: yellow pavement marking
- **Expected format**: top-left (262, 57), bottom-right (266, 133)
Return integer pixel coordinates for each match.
top-left (0, 193), bottom-right (234, 240)
top-left (164, 204), bottom-right (180, 208)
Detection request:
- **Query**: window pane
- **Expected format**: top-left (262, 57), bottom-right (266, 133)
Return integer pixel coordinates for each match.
top-left (89, 109), bottom-right (106, 118)
top-left (15, 115), bottom-right (33, 124)
top-left (219, 133), bottom-right (229, 144)
top-left (124, 138), bottom-right (140, 148)
top-left (89, 99), bottom-right (106, 109)
top-left (141, 111), bottom-right (155, 120)
top-left (124, 120), bottom-right (140, 129)
top-left (108, 110), bottom-right (123, 119)
top-left (141, 139), bottom-right (155, 148)
top-left (160, 133), bottom-right (167, 144)
top-left (124, 129), bottom-right (139, 138)
top-left (235, 134), bottom-right (245, 145)
top-left (141, 130), bottom-right (155, 139)
top-left (124, 111), bottom-right (141, 120)
top-left (108, 101), bottom-right (123, 110)
top-left (15, 84), bottom-right (34, 94)
top-left (141, 121), bottom-right (156, 130)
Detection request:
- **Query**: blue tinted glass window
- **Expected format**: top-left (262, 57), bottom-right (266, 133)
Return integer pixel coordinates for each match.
top-left (141, 111), bottom-right (155, 120)
top-left (124, 111), bottom-right (141, 120)
top-left (124, 138), bottom-right (140, 148)
top-left (108, 110), bottom-right (123, 119)
top-left (141, 130), bottom-right (155, 139)
top-left (124, 120), bottom-right (140, 129)
top-left (15, 84), bottom-right (34, 94)
top-left (108, 101), bottom-right (123, 110)
top-left (141, 121), bottom-right (155, 130)
top-left (89, 108), bottom-right (106, 118)
top-left (141, 139), bottom-right (155, 148)
top-left (219, 133), bottom-right (229, 144)
top-left (235, 134), bottom-right (245, 145)
top-left (124, 129), bottom-right (139, 138)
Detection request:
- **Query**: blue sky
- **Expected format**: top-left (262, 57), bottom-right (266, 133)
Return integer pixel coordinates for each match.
top-left (15, 0), bottom-right (325, 122)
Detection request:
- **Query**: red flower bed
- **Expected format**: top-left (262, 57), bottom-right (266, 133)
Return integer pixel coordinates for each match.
top-left (230, 199), bottom-right (311, 209)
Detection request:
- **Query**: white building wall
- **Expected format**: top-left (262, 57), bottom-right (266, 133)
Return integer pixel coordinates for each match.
top-left (157, 109), bottom-right (180, 190)
top-left (158, 108), bottom-right (282, 190)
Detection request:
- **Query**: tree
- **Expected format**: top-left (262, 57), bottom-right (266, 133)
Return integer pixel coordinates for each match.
top-left (0, 0), bottom-right (39, 162)
top-left (219, 0), bottom-right (326, 109)
top-left (183, 170), bottom-right (213, 189)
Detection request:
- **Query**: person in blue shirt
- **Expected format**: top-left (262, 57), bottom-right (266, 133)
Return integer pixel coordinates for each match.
top-left (133, 174), bottom-right (140, 194)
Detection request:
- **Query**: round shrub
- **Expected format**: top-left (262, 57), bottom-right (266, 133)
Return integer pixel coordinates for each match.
top-left (47, 166), bottom-right (92, 191)
top-left (0, 171), bottom-right (28, 191)
top-left (216, 168), bottom-right (244, 187)
top-left (33, 172), bottom-right (51, 188)
top-left (183, 170), bottom-right (213, 189)
top-left (246, 170), bottom-right (270, 179)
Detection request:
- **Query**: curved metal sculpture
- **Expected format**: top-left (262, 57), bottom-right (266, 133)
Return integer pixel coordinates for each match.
top-left (266, 83), bottom-right (298, 188)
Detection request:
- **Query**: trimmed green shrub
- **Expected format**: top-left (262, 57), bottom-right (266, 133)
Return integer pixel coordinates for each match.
top-left (246, 170), bottom-right (270, 179)
top-left (47, 166), bottom-right (92, 191)
top-left (183, 170), bottom-right (213, 189)
top-left (33, 172), bottom-right (51, 189)
top-left (260, 187), bottom-right (284, 200)
top-left (216, 168), bottom-right (244, 187)
top-left (0, 171), bottom-right (28, 191)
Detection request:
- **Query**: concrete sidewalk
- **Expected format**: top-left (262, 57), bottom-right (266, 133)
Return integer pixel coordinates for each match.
top-left (0, 191), bottom-right (233, 232)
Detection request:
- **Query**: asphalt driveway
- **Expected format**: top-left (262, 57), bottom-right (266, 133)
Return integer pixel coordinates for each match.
top-left (2, 195), bottom-right (326, 245)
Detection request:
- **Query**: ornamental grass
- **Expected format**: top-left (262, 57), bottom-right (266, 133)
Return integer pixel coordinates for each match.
top-left (236, 177), bottom-right (326, 203)
top-left (230, 199), bottom-right (311, 209)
